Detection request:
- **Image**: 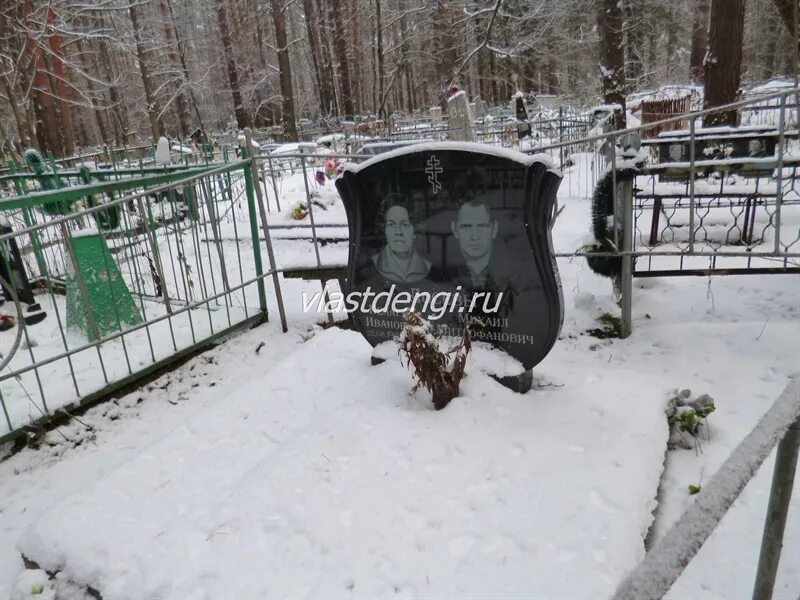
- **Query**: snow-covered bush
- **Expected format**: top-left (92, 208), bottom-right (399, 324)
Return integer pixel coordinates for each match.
top-left (397, 312), bottom-right (477, 410)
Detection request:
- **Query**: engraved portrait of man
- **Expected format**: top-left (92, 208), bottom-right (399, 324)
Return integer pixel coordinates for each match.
top-left (668, 143), bottom-right (684, 162)
top-left (451, 199), bottom-right (498, 288)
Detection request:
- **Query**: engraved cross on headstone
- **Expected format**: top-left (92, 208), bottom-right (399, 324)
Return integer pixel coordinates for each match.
top-left (425, 155), bottom-right (443, 194)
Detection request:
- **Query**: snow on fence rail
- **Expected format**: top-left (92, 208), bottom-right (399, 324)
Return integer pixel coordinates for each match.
top-left (611, 375), bottom-right (800, 600)
top-left (0, 153), bottom-right (283, 442)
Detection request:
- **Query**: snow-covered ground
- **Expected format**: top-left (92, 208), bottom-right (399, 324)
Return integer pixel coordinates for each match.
top-left (1, 149), bottom-right (798, 599)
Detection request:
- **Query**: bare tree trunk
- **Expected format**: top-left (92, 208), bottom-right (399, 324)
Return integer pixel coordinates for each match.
top-left (350, 0), bottom-right (362, 114)
top-left (3, 77), bottom-right (31, 147)
top-left (76, 38), bottom-right (109, 146)
top-left (270, 0), bottom-right (298, 141)
top-left (489, 52), bottom-right (498, 103)
top-left (598, 0), bottom-right (626, 129)
top-left (159, 0), bottom-right (191, 137)
top-left (772, 0), bottom-right (800, 75)
top-left (302, 0), bottom-right (329, 115)
top-left (97, 41), bottom-right (126, 145)
top-left (250, 0), bottom-right (268, 71)
top-left (215, 0), bottom-right (248, 128)
top-left (689, 0), bottom-right (710, 84)
top-left (375, 0), bottom-right (387, 118)
top-left (46, 11), bottom-right (74, 156)
top-left (703, 0), bottom-right (744, 126)
top-left (129, 3), bottom-right (162, 141)
top-left (165, 0), bottom-right (205, 133)
top-left (313, 0), bottom-right (337, 114)
top-left (332, 2), bottom-right (354, 118)
top-left (762, 8), bottom-right (780, 80)
top-left (29, 30), bottom-right (59, 155)
top-left (624, 0), bottom-right (645, 91)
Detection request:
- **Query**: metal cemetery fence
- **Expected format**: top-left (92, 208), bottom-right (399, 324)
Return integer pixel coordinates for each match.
top-left (235, 87), bottom-right (798, 341)
top-left (612, 376), bottom-right (800, 600)
top-left (0, 153), bottom-right (283, 442)
top-left (0, 95), bottom-right (797, 599)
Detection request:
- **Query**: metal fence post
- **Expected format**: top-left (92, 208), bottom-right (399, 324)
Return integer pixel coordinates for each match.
top-left (245, 129), bottom-right (287, 332)
top-left (241, 142), bottom-right (268, 314)
top-left (266, 154), bottom-right (282, 213)
top-left (8, 162), bottom-right (50, 280)
top-left (298, 147), bottom-right (322, 268)
top-left (558, 107), bottom-right (564, 169)
top-left (620, 176), bottom-right (634, 338)
top-left (752, 415), bottom-right (800, 600)
top-left (772, 94), bottom-right (787, 254)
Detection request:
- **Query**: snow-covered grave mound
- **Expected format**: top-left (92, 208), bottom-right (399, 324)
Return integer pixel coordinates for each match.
top-left (18, 329), bottom-right (669, 599)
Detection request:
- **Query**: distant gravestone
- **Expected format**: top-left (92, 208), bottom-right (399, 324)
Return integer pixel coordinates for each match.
top-left (430, 107), bottom-right (442, 126)
top-left (447, 92), bottom-right (473, 142)
top-left (474, 99), bottom-right (485, 119)
top-left (155, 136), bottom-right (171, 165)
top-left (336, 144), bottom-right (563, 392)
top-left (513, 94), bottom-right (531, 140)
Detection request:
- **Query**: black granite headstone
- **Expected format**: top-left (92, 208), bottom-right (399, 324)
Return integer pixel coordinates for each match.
top-left (336, 143), bottom-right (563, 392)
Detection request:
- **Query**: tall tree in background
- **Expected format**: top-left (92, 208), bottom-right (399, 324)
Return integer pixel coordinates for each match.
top-left (158, 0), bottom-right (191, 137)
top-left (302, 0), bottom-right (332, 115)
top-left (216, 0), bottom-right (248, 128)
top-left (129, 3), bottom-right (162, 141)
top-left (332, 3), bottom-right (355, 118)
top-left (772, 0), bottom-right (800, 75)
top-left (689, 0), bottom-right (710, 84)
top-left (0, 0), bottom-right (795, 157)
top-left (703, 0), bottom-right (745, 126)
top-left (269, 0), bottom-right (298, 141)
top-left (374, 0), bottom-right (386, 118)
top-left (597, 0), bottom-right (626, 129)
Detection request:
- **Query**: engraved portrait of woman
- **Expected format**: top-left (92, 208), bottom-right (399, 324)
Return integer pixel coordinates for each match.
top-left (370, 193), bottom-right (432, 283)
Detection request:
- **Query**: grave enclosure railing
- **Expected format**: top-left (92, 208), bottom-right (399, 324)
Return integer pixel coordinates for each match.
top-left (249, 88), bottom-right (798, 337)
top-left (0, 100), bottom-right (797, 598)
top-left (519, 87), bottom-right (799, 337)
top-left (0, 151), bottom-right (284, 443)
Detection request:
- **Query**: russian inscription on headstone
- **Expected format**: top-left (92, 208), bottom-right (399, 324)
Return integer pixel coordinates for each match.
top-left (336, 143), bottom-right (563, 392)
top-left (447, 92), bottom-right (473, 142)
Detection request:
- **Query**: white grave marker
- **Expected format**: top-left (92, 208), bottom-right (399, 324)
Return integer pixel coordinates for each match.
top-left (155, 136), bottom-right (171, 165)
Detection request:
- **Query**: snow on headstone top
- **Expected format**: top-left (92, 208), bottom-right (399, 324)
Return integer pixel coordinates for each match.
top-left (298, 142), bottom-right (318, 154)
top-left (348, 141), bottom-right (556, 174)
top-left (155, 136), bottom-right (171, 165)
